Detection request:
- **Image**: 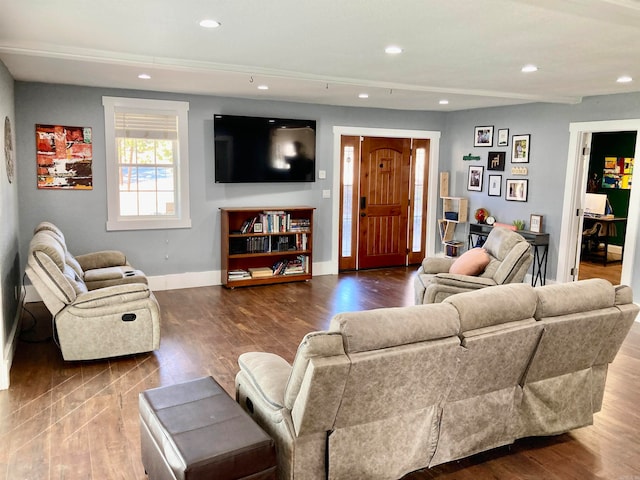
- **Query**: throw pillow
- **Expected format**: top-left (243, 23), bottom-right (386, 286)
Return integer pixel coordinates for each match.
top-left (449, 247), bottom-right (490, 276)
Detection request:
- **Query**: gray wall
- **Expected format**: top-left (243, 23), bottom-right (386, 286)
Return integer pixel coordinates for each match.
top-left (0, 61), bottom-right (20, 381)
top-left (11, 80), bottom-right (640, 300)
top-left (14, 82), bottom-right (445, 277)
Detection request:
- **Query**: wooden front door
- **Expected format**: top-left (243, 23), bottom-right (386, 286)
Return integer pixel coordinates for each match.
top-left (357, 137), bottom-right (411, 269)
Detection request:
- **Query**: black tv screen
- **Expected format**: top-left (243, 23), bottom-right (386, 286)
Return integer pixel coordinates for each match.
top-left (214, 114), bottom-right (316, 183)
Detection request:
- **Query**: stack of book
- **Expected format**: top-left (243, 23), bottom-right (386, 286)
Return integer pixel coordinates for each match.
top-left (228, 269), bottom-right (250, 281)
top-left (248, 267), bottom-right (273, 278)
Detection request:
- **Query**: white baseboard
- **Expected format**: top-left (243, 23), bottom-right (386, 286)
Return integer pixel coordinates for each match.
top-left (1, 302), bottom-right (23, 390)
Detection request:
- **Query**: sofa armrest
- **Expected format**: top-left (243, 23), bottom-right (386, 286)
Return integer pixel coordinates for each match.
top-left (432, 273), bottom-right (498, 289)
top-left (238, 352), bottom-right (292, 409)
top-left (71, 283), bottom-right (151, 309)
top-left (75, 250), bottom-right (128, 271)
top-left (421, 256), bottom-right (455, 274)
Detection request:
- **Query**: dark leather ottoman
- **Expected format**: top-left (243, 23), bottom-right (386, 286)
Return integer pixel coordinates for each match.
top-left (139, 376), bottom-right (276, 480)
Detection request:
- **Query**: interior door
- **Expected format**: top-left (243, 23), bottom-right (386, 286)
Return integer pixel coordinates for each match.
top-left (357, 137), bottom-right (411, 269)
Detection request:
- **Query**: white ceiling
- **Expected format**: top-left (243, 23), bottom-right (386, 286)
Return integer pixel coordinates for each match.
top-left (1, 0), bottom-right (639, 111)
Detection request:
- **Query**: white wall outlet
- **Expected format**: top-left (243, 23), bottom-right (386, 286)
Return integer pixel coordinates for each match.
top-left (318, 170), bottom-right (327, 179)
top-left (322, 189), bottom-right (331, 198)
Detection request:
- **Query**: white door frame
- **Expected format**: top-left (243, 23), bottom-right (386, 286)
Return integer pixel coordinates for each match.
top-left (330, 126), bottom-right (441, 275)
top-left (557, 119), bottom-right (640, 285)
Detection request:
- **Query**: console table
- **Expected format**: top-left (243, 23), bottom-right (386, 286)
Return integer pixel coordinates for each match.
top-left (468, 223), bottom-right (550, 286)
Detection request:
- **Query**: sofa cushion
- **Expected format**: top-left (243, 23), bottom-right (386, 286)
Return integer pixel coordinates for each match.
top-left (534, 278), bottom-right (615, 320)
top-left (444, 283), bottom-right (537, 332)
top-left (449, 248), bottom-right (490, 276)
top-left (329, 303), bottom-right (460, 353)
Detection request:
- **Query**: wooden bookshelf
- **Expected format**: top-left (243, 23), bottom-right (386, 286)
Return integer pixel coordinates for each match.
top-left (220, 206), bottom-right (314, 288)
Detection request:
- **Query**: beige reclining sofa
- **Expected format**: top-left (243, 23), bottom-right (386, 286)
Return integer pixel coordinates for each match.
top-left (25, 222), bottom-right (160, 361)
top-left (236, 279), bottom-right (638, 479)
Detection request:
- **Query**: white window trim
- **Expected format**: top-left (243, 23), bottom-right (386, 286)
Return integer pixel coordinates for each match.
top-left (103, 96), bottom-right (191, 231)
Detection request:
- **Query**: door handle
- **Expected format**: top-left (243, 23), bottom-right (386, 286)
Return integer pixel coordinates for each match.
top-left (360, 212), bottom-right (366, 217)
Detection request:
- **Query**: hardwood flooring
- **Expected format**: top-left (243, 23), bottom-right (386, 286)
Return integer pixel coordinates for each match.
top-left (2, 267), bottom-right (639, 479)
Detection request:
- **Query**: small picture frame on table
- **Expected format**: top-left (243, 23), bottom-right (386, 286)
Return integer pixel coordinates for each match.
top-left (488, 175), bottom-right (502, 196)
top-left (467, 165), bottom-right (484, 192)
top-left (474, 126), bottom-right (494, 147)
top-left (530, 214), bottom-right (543, 233)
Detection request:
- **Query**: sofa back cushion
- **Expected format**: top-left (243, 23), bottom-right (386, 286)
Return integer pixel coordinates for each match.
top-left (329, 303), bottom-right (460, 353)
top-left (444, 283), bottom-right (537, 332)
top-left (534, 278), bottom-right (614, 319)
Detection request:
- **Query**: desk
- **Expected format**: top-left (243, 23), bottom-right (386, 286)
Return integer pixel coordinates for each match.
top-left (468, 223), bottom-right (550, 286)
top-left (582, 216), bottom-right (626, 266)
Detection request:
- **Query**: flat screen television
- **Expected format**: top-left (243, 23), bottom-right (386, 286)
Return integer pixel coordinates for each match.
top-left (214, 114), bottom-right (316, 183)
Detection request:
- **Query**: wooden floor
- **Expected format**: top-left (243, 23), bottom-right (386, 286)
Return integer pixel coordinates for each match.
top-left (2, 267), bottom-right (639, 479)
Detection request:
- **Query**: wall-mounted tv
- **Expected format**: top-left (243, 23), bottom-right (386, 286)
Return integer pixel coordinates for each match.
top-left (214, 114), bottom-right (316, 183)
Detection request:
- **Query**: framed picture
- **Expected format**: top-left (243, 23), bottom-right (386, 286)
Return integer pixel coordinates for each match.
top-left (474, 126), bottom-right (494, 147)
top-left (467, 165), bottom-right (484, 191)
top-left (497, 128), bottom-right (509, 146)
top-left (506, 178), bottom-right (528, 202)
top-left (511, 134), bottom-right (531, 163)
top-left (253, 222), bottom-right (263, 233)
top-left (488, 174), bottom-right (502, 196)
top-left (530, 214), bottom-right (543, 233)
top-left (487, 151), bottom-right (505, 171)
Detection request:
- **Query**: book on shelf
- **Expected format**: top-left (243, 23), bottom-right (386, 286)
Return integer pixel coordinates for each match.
top-left (248, 267), bottom-right (273, 278)
top-left (228, 269), bottom-right (251, 281)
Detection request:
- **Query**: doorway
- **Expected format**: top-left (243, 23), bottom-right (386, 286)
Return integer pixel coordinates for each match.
top-left (336, 133), bottom-right (433, 271)
top-left (557, 119), bottom-right (640, 287)
top-left (577, 131), bottom-right (635, 285)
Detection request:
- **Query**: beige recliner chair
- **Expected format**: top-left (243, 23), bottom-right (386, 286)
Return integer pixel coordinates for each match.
top-left (414, 226), bottom-right (533, 304)
top-left (25, 225), bottom-right (160, 361)
top-left (34, 221), bottom-right (148, 289)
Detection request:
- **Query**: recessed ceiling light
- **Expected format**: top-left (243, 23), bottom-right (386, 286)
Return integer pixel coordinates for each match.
top-left (385, 46), bottom-right (403, 55)
top-left (617, 75), bottom-right (633, 83)
top-left (257, 85), bottom-right (269, 90)
top-left (358, 93), bottom-right (369, 99)
top-left (138, 73), bottom-right (151, 80)
top-left (521, 64), bottom-right (538, 73)
top-left (199, 19), bottom-right (221, 28)
top-left (439, 99), bottom-right (449, 105)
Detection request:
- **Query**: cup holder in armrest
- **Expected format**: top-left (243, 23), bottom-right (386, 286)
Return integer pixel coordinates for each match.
top-left (124, 271), bottom-right (136, 276)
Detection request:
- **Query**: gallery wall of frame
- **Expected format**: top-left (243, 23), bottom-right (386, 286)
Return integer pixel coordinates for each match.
top-left (468, 125), bottom-right (542, 232)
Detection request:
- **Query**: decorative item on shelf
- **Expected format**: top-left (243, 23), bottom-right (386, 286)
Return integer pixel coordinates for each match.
top-left (530, 214), bottom-right (543, 233)
top-left (511, 166), bottom-right (528, 175)
top-left (444, 211), bottom-right (459, 221)
top-left (486, 215), bottom-right (496, 225)
top-left (512, 219), bottom-right (526, 230)
top-left (463, 153), bottom-right (481, 161)
top-left (445, 241), bottom-right (463, 258)
top-left (474, 208), bottom-right (489, 223)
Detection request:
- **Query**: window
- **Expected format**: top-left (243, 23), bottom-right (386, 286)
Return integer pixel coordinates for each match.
top-left (103, 97), bottom-right (191, 230)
